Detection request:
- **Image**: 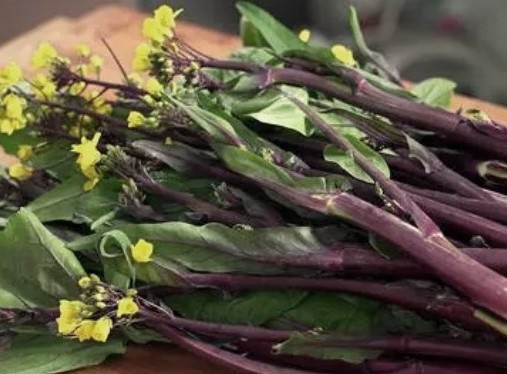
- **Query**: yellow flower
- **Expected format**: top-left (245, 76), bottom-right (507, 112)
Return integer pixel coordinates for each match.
top-left (127, 111), bottom-right (147, 128)
top-left (131, 239), bottom-right (154, 263)
top-left (331, 44), bottom-right (356, 67)
top-left (56, 300), bottom-right (87, 335)
top-left (71, 132), bottom-right (102, 190)
top-left (92, 316), bottom-right (113, 343)
top-left (72, 132), bottom-right (101, 172)
top-left (154, 5), bottom-right (182, 29)
top-left (33, 73), bottom-right (57, 100)
top-left (3, 94), bottom-right (25, 119)
top-left (83, 176), bottom-right (100, 192)
top-left (117, 297), bottom-right (139, 317)
top-left (132, 43), bottom-right (152, 72)
top-left (31, 42), bottom-right (58, 69)
top-left (298, 29), bottom-right (311, 43)
top-left (17, 145), bottom-right (33, 160)
top-left (89, 55), bottom-right (103, 74)
top-left (142, 17), bottom-right (167, 44)
top-left (0, 62), bottom-right (23, 91)
top-left (145, 77), bottom-right (163, 96)
top-left (8, 162), bottom-right (33, 181)
top-left (74, 320), bottom-right (95, 342)
top-left (0, 118), bottom-right (25, 135)
top-left (76, 43), bottom-right (91, 58)
top-left (69, 81), bottom-right (86, 95)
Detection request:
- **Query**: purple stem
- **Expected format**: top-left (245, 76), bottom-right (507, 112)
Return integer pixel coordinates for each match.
top-left (250, 176), bottom-right (507, 321)
top-left (131, 173), bottom-right (266, 228)
top-left (143, 317), bottom-right (319, 374)
top-left (400, 183), bottom-right (507, 225)
top-left (304, 335), bottom-right (507, 366)
top-left (181, 273), bottom-right (489, 332)
top-left (407, 193), bottom-right (507, 247)
top-left (265, 66), bottom-right (507, 160)
top-left (238, 340), bottom-right (505, 374)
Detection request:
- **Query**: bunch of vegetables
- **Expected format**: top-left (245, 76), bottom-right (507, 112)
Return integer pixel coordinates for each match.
top-left (2, 2), bottom-right (507, 373)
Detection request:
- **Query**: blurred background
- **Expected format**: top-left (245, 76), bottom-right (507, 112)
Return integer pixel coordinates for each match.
top-left (1, 0), bottom-right (506, 104)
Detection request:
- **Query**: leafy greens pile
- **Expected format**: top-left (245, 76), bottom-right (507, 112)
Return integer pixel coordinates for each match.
top-left (2, 2), bottom-right (507, 373)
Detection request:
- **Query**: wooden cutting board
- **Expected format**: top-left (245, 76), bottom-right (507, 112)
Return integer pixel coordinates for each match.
top-left (1, 5), bottom-right (507, 373)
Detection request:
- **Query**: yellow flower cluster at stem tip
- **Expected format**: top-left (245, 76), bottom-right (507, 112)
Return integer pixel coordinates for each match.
top-left (0, 62), bottom-right (23, 92)
top-left (298, 29), bottom-right (311, 43)
top-left (0, 93), bottom-right (27, 135)
top-left (71, 132), bottom-right (102, 191)
top-left (131, 238), bottom-right (154, 263)
top-left (331, 44), bottom-right (356, 67)
top-left (127, 111), bottom-right (147, 128)
top-left (17, 145), bottom-right (33, 160)
top-left (142, 5), bottom-right (182, 44)
top-left (132, 43), bottom-right (153, 72)
top-left (145, 77), bottom-right (163, 96)
top-left (8, 162), bottom-right (33, 181)
top-left (117, 297), bottom-right (139, 317)
top-left (33, 73), bottom-right (57, 100)
top-left (31, 42), bottom-right (58, 69)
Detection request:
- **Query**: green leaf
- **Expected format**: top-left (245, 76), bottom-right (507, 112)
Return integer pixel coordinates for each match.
top-left (214, 144), bottom-right (349, 193)
top-left (0, 129), bottom-right (39, 156)
top-left (274, 332), bottom-right (381, 364)
top-left (280, 292), bottom-right (389, 333)
top-left (0, 209), bottom-right (85, 307)
top-left (323, 134), bottom-right (390, 184)
top-left (0, 335), bottom-right (125, 374)
top-left (411, 78), bottom-right (457, 108)
top-left (239, 18), bottom-right (269, 48)
top-left (28, 175), bottom-right (122, 224)
top-left (233, 86), bottom-right (313, 136)
top-left (69, 223), bottom-right (343, 279)
top-left (31, 141), bottom-right (76, 180)
top-left (168, 290), bottom-right (308, 326)
top-left (236, 2), bottom-right (305, 54)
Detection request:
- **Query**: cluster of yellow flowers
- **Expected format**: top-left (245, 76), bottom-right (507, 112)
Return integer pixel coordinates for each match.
top-left (71, 132), bottom-right (102, 191)
top-left (132, 4), bottom-right (181, 73)
top-left (142, 5), bottom-right (182, 45)
top-left (0, 62), bottom-right (23, 92)
top-left (0, 93), bottom-right (27, 135)
top-left (56, 275), bottom-right (140, 343)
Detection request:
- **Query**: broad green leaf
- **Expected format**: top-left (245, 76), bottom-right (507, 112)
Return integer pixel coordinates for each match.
top-left (28, 175), bottom-right (122, 224)
top-left (279, 293), bottom-right (390, 333)
top-left (274, 332), bottom-right (381, 364)
top-left (0, 209), bottom-right (85, 307)
top-left (236, 2), bottom-right (305, 54)
top-left (168, 290), bottom-right (308, 326)
top-left (411, 78), bottom-right (457, 108)
top-left (349, 6), bottom-right (401, 84)
top-left (0, 289), bottom-right (24, 308)
top-left (323, 134), bottom-right (390, 184)
top-left (0, 129), bottom-right (39, 156)
top-left (69, 223), bottom-right (334, 279)
top-left (0, 335), bottom-right (125, 374)
top-left (197, 93), bottom-right (309, 171)
top-left (214, 144), bottom-right (349, 193)
top-left (233, 86), bottom-right (313, 136)
top-left (239, 17), bottom-right (269, 48)
top-left (31, 141), bottom-right (76, 180)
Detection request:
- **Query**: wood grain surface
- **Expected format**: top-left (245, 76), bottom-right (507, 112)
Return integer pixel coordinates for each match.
top-left (1, 5), bottom-right (507, 373)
